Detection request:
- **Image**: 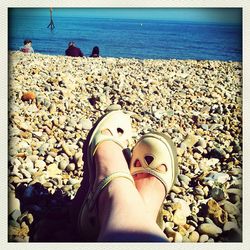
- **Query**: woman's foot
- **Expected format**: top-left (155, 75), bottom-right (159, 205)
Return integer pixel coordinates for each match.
top-left (133, 165), bottom-right (166, 221)
top-left (77, 110), bottom-right (135, 241)
top-left (129, 133), bottom-right (178, 224)
top-left (94, 140), bottom-right (132, 192)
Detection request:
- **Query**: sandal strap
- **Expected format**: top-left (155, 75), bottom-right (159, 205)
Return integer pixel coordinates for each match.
top-left (92, 134), bottom-right (126, 155)
top-left (88, 171), bottom-right (134, 210)
top-left (131, 168), bottom-right (170, 195)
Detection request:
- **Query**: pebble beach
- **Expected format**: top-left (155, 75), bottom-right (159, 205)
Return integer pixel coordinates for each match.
top-left (8, 51), bottom-right (242, 242)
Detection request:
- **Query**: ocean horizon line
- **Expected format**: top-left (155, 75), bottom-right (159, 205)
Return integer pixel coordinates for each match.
top-left (10, 14), bottom-right (242, 27)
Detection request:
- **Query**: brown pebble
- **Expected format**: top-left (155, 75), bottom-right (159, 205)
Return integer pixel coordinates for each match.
top-left (15, 152), bottom-right (26, 158)
top-left (21, 92), bottom-right (36, 101)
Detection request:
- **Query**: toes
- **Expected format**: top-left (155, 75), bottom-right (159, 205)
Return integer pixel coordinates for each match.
top-left (134, 159), bottom-right (141, 167)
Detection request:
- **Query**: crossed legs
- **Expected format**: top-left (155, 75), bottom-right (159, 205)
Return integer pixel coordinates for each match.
top-left (94, 141), bottom-right (168, 242)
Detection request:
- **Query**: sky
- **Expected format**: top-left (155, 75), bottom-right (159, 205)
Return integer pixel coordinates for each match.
top-left (9, 8), bottom-right (242, 25)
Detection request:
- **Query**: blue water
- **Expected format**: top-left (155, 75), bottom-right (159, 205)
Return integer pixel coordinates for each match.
top-left (8, 15), bottom-right (242, 61)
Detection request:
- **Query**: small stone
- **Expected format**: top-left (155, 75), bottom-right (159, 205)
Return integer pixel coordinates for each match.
top-left (196, 138), bottom-right (207, 148)
top-left (21, 91), bottom-right (36, 101)
top-left (35, 160), bottom-right (46, 170)
top-left (166, 109), bottom-right (174, 117)
top-left (210, 148), bottom-right (227, 159)
top-left (26, 213), bottom-right (34, 225)
top-left (227, 188), bottom-right (242, 197)
top-left (46, 163), bottom-right (62, 178)
top-left (181, 134), bottom-right (199, 149)
top-left (32, 131), bottom-right (43, 139)
top-left (174, 232), bottom-right (183, 242)
top-left (171, 202), bottom-right (182, 211)
top-left (38, 143), bottom-right (50, 156)
top-left (17, 211), bottom-right (28, 224)
top-left (198, 223), bottom-right (222, 237)
top-left (206, 158), bottom-right (219, 167)
top-left (79, 118), bottom-right (93, 130)
top-left (201, 124), bottom-right (209, 130)
top-left (189, 231), bottom-right (199, 242)
top-left (68, 178), bottom-right (80, 185)
top-left (186, 225), bottom-right (196, 233)
top-left (193, 152), bottom-right (202, 160)
top-left (223, 201), bottom-right (240, 216)
top-left (21, 221), bottom-right (29, 232)
top-left (164, 222), bottom-right (175, 229)
top-left (211, 186), bottom-right (226, 201)
top-left (173, 198), bottom-right (191, 217)
top-left (223, 221), bottom-right (239, 231)
top-left (49, 103), bottom-right (57, 114)
top-left (62, 185), bottom-right (72, 192)
top-left (9, 192), bottom-right (20, 214)
top-left (20, 168), bottom-right (31, 178)
top-left (177, 225), bottom-right (187, 236)
top-left (62, 143), bottom-right (73, 157)
top-left (43, 182), bottom-right (53, 188)
top-left (20, 131), bottom-right (31, 139)
top-left (173, 209), bottom-right (187, 226)
top-left (204, 172), bottom-right (230, 185)
top-left (194, 187), bottom-right (204, 196)
top-left (194, 146), bottom-right (204, 154)
top-left (9, 219), bottom-right (20, 228)
top-left (18, 122), bottom-right (33, 132)
top-left (66, 163), bottom-right (75, 171)
top-left (153, 109), bottom-right (164, 119)
top-left (9, 209), bottom-right (21, 221)
top-left (46, 154), bottom-right (54, 164)
top-left (199, 234), bottom-right (209, 242)
top-left (59, 115), bottom-right (67, 125)
top-left (182, 235), bottom-right (191, 242)
top-left (178, 174), bottom-right (191, 186)
top-left (172, 186), bottom-right (182, 194)
top-left (59, 160), bottom-right (68, 170)
top-left (177, 147), bottom-right (185, 156)
top-left (106, 104), bottom-right (121, 111)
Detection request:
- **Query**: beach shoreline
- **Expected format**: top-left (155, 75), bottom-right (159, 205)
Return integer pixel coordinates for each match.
top-left (8, 50), bottom-right (242, 63)
top-left (8, 51), bottom-right (242, 242)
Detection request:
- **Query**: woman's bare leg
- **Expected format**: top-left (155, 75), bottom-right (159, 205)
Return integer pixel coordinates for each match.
top-left (93, 141), bottom-right (168, 242)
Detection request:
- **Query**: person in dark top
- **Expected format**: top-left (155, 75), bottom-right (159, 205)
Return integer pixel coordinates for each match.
top-left (65, 42), bottom-right (84, 57)
top-left (90, 46), bottom-right (100, 57)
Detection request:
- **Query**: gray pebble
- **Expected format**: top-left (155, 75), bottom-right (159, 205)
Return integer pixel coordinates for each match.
top-left (66, 163), bottom-right (75, 171)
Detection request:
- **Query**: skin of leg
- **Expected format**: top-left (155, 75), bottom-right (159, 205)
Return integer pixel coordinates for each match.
top-left (92, 141), bottom-right (168, 242)
top-left (133, 169), bottom-right (166, 221)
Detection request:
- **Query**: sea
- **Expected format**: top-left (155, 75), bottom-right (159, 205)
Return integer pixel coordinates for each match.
top-left (8, 15), bottom-right (242, 61)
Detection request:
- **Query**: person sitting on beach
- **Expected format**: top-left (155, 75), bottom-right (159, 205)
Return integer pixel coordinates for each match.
top-left (65, 42), bottom-right (84, 57)
top-left (90, 46), bottom-right (100, 57)
top-left (20, 39), bottom-right (34, 53)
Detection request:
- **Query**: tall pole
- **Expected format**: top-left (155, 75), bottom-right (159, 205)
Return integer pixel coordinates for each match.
top-left (47, 7), bottom-right (55, 31)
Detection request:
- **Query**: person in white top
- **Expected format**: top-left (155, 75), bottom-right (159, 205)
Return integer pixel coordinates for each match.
top-left (20, 39), bottom-right (34, 53)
